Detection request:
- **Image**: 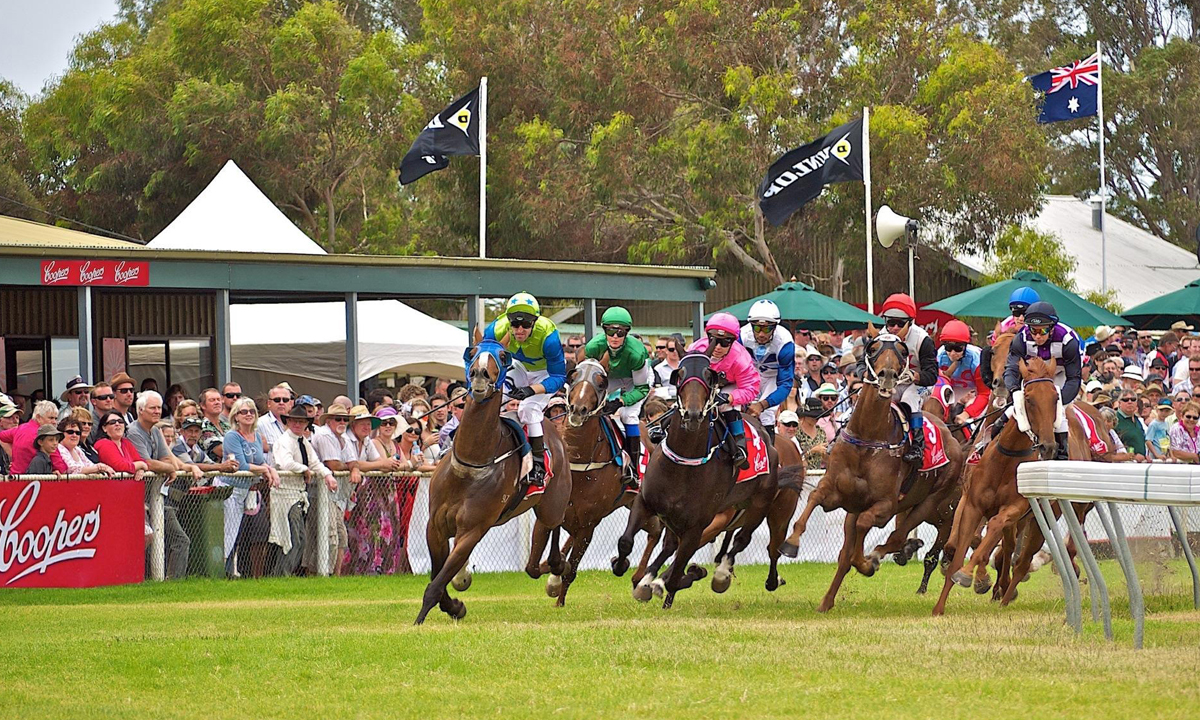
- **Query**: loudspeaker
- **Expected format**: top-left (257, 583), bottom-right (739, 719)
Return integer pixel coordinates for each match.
top-left (876, 205), bottom-right (918, 249)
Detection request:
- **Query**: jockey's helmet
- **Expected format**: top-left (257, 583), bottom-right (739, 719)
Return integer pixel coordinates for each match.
top-left (939, 320), bottom-right (971, 345)
top-left (747, 299), bottom-right (781, 325)
top-left (705, 312), bottom-right (740, 339)
top-left (1024, 301), bottom-right (1058, 327)
top-left (601, 306), bottom-right (633, 328)
top-left (880, 293), bottom-right (917, 320)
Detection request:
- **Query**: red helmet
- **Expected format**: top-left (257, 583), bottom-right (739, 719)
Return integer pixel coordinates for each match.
top-left (939, 320), bottom-right (971, 345)
top-left (880, 293), bottom-right (917, 320)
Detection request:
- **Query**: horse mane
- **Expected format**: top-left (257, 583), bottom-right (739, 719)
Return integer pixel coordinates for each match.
top-left (1022, 355), bottom-right (1056, 380)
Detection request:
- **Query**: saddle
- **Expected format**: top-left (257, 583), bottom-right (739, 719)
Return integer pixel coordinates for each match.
top-left (499, 414), bottom-right (552, 499)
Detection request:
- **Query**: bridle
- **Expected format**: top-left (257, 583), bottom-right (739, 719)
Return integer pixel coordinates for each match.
top-left (661, 353), bottom-right (723, 465)
top-left (998, 376), bottom-right (1056, 457)
top-left (464, 340), bottom-right (510, 403)
top-left (566, 359), bottom-right (608, 427)
top-left (861, 333), bottom-right (915, 388)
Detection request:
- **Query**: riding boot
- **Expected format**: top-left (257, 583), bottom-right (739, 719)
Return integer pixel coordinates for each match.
top-left (622, 433), bottom-right (641, 490)
top-left (903, 409), bottom-right (925, 465)
top-left (527, 434), bottom-right (547, 488)
top-left (723, 411), bottom-right (750, 470)
top-left (1054, 431), bottom-right (1070, 461)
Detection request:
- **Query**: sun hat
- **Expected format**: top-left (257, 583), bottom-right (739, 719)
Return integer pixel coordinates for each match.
top-left (1092, 325), bottom-right (1114, 343)
top-left (1085, 379), bottom-right (1103, 393)
top-left (800, 397), bottom-right (824, 418)
top-left (374, 405), bottom-right (400, 419)
top-left (1171, 320), bottom-right (1194, 332)
top-left (777, 410), bottom-right (800, 425)
top-left (0, 404), bottom-right (18, 419)
top-left (1120, 366), bottom-right (1144, 383)
top-left (60, 376), bottom-right (93, 400)
top-left (318, 403), bottom-right (351, 423)
top-left (295, 394), bottom-right (320, 409)
top-left (281, 406), bottom-right (313, 422)
top-left (180, 416), bottom-right (203, 430)
top-left (34, 424), bottom-right (64, 447)
top-left (1158, 398), bottom-right (1173, 408)
top-left (348, 404), bottom-right (382, 430)
top-left (804, 345), bottom-right (823, 359)
top-left (815, 383), bottom-right (840, 397)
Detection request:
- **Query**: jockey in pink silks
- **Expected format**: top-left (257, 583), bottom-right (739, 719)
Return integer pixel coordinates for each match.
top-left (686, 312), bottom-right (761, 469)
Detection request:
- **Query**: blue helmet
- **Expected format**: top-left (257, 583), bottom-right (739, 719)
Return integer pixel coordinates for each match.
top-left (1009, 286), bottom-right (1039, 310)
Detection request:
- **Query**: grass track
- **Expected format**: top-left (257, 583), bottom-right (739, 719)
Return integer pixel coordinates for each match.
top-left (2, 559), bottom-right (1200, 719)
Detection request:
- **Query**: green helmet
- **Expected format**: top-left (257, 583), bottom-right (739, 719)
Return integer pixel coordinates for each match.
top-left (505, 292), bottom-right (540, 317)
top-left (601, 306), bottom-right (633, 328)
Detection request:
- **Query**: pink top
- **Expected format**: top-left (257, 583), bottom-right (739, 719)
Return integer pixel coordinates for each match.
top-left (0, 419), bottom-right (67, 474)
top-left (998, 316), bottom-right (1021, 334)
top-left (686, 338), bottom-right (761, 406)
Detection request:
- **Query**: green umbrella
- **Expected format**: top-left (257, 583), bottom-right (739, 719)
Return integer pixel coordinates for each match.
top-left (1122, 278), bottom-right (1200, 330)
top-left (711, 281), bottom-right (883, 331)
top-left (924, 270), bottom-right (1129, 327)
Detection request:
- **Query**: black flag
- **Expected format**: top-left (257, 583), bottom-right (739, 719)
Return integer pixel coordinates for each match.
top-left (758, 117), bottom-right (865, 226)
top-left (400, 87), bottom-right (481, 185)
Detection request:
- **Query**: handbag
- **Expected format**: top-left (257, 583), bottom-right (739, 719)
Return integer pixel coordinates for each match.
top-left (244, 489), bottom-right (261, 515)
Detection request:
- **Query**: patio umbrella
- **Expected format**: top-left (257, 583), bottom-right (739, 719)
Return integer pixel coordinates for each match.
top-left (1121, 278), bottom-right (1200, 330)
top-left (712, 281), bottom-right (883, 331)
top-left (924, 270), bottom-right (1129, 327)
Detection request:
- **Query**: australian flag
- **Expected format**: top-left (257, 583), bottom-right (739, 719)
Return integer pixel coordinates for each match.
top-left (1029, 53), bottom-right (1100, 124)
top-left (400, 87), bottom-right (481, 185)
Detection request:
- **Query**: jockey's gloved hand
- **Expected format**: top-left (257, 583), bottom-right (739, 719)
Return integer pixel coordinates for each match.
top-left (509, 386), bottom-right (535, 401)
top-left (715, 391), bottom-right (732, 406)
top-left (601, 398), bottom-right (623, 415)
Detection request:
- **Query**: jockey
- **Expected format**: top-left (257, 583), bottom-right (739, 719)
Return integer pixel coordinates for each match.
top-left (1002, 300), bottom-right (1082, 461)
top-left (997, 286), bottom-right (1039, 334)
top-left (583, 306), bottom-right (651, 485)
top-left (879, 293), bottom-right (938, 464)
top-left (484, 292), bottom-right (567, 486)
top-left (937, 320), bottom-right (991, 424)
top-left (740, 299), bottom-right (795, 441)
top-left (687, 313), bottom-right (760, 470)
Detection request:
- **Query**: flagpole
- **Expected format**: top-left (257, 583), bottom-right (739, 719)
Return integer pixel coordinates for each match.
top-left (478, 77), bottom-right (488, 260)
top-left (1096, 43), bottom-right (1107, 292)
top-left (863, 106), bottom-right (874, 314)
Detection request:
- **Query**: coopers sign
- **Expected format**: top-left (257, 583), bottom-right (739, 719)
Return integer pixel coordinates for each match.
top-left (0, 481), bottom-right (145, 587)
top-left (40, 260), bottom-right (150, 287)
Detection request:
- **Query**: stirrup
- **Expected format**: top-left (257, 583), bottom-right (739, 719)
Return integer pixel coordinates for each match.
top-left (527, 460), bottom-right (546, 488)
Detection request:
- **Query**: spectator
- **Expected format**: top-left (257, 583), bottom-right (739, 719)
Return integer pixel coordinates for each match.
top-left (140, 377), bottom-right (159, 395)
top-left (109, 372), bottom-right (138, 425)
top-left (219, 382), bottom-right (242, 424)
top-left (156, 420), bottom-right (177, 448)
top-left (259, 383), bottom-right (295, 462)
top-left (564, 334), bottom-right (584, 356)
top-left (1146, 356), bottom-right (1171, 389)
top-left (439, 387), bottom-right (468, 450)
top-left (776, 409), bottom-right (803, 457)
top-left (310, 402), bottom-right (357, 574)
top-left (273, 406), bottom-right (336, 575)
top-left (793, 327), bottom-right (814, 350)
top-left (331, 394), bottom-right (353, 411)
top-left (793, 397), bottom-right (831, 469)
top-left (1170, 325), bottom-right (1197, 385)
top-left (1145, 331), bottom-right (1178, 380)
top-left (164, 384), bottom-right (187, 417)
top-left (652, 334), bottom-right (684, 399)
top-left (26, 425), bottom-right (65, 475)
top-left (1092, 391), bottom-right (1113, 410)
top-left (1120, 366), bottom-right (1144, 393)
top-left (365, 388), bottom-right (394, 413)
top-left (397, 383), bottom-right (427, 413)
top-left (820, 363), bottom-right (842, 391)
top-left (1119, 333), bottom-right (1139, 367)
top-left (653, 336), bottom-right (669, 364)
top-left (794, 346), bottom-right (824, 401)
top-left (221, 397), bottom-right (281, 573)
top-left (430, 377), bottom-right (452, 399)
top-left (546, 396), bottom-right (568, 432)
top-left (55, 417), bottom-right (113, 475)
top-left (93, 411), bottom-right (148, 478)
top-left (1085, 379), bottom-right (1104, 404)
top-left (814, 383), bottom-right (841, 438)
top-left (198, 386), bottom-right (230, 437)
top-left (1113, 391), bottom-right (1147, 462)
top-left (0, 403), bottom-right (19, 474)
top-left (1097, 358), bottom-right (1122, 393)
top-left (1143, 383), bottom-right (1166, 409)
top-left (395, 414), bottom-right (436, 473)
top-left (67, 406), bottom-right (100, 463)
top-left (1136, 330), bottom-right (1155, 364)
top-left (1145, 398), bottom-right (1173, 460)
top-left (1175, 356), bottom-right (1200, 396)
top-left (310, 398), bottom-right (326, 427)
top-left (1169, 401), bottom-right (1200, 463)
top-left (173, 416), bottom-right (239, 473)
top-left (1171, 389), bottom-right (1192, 425)
top-left (173, 399), bottom-right (200, 428)
top-left (57, 375), bottom-right (93, 422)
top-left (426, 393), bottom-right (450, 434)
top-left (0, 400), bottom-right (67, 474)
top-left (87, 383), bottom-right (116, 444)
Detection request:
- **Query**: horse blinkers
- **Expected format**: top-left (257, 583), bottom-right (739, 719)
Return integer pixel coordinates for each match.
top-left (675, 354), bottom-right (715, 431)
top-left (566, 360), bottom-right (608, 427)
top-left (866, 335), bottom-right (907, 398)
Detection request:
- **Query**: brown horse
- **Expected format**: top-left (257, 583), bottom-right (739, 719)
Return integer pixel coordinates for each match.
top-left (611, 352), bottom-right (780, 608)
top-left (415, 333), bottom-right (573, 624)
top-left (780, 329), bottom-right (963, 612)
top-left (525, 357), bottom-right (663, 605)
top-left (932, 357), bottom-right (1069, 616)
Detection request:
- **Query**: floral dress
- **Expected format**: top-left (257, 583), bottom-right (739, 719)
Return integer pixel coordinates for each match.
top-left (343, 439), bottom-right (421, 575)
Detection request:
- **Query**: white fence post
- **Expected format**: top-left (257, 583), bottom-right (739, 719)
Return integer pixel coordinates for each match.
top-left (316, 475), bottom-right (331, 576)
top-left (148, 474), bottom-right (165, 581)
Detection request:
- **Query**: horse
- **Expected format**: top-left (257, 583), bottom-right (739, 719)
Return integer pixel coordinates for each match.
top-left (524, 357), bottom-right (663, 606)
top-left (610, 352), bottom-right (781, 608)
top-left (779, 328), bottom-right (964, 612)
top-left (415, 333), bottom-right (573, 624)
top-left (931, 356), bottom-right (1074, 616)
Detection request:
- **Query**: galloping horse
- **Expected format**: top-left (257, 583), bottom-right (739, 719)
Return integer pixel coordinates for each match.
top-left (780, 328), bottom-right (963, 612)
top-left (524, 357), bottom-right (663, 606)
top-left (611, 352), bottom-right (781, 608)
top-left (415, 334), bottom-right (572, 624)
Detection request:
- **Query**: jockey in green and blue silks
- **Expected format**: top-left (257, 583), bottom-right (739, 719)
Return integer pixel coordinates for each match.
top-left (582, 306), bottom-right (651, 483)
top-left (484, 291), bottom-right (567, 485)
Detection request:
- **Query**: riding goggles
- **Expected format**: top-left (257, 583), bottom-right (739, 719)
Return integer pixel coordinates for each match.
top-left (884, 317), bottom-right (909, 329)
top-left (943, 342), bottom-right (966, 353)
top-left (1009, 304), bottom-right (1027, 316)
top-left (507, 313), bottom-right (536, 329)
top-left (751, 322), bottom-right (777, 332)
top-left (706, 333), bottom-right (735, 347)
top-left (603, 324), bottom-right (629, 338)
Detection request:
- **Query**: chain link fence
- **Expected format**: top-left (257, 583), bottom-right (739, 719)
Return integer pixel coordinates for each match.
top-left (4, 470), bottom-right (1199, 581)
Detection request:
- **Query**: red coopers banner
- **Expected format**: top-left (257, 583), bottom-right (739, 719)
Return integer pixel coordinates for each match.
top-left (40, 259), bottom-right (150, 287)
top-left (0, 480), bottom-right (145, 588)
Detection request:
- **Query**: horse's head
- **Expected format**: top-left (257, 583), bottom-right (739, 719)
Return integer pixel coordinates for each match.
top-left (566, 357), bottom-right (609, 427)
top-left (863, 327), bottom-right (909, 398)
top-left (1020, 357), bottom-right (1059, 460)
top-left (990, 331), bottom-right (1016, 403)
top-left (674, 352), bottom-right (716, 431)
top-left (464, 338), bottom-right (510, 403)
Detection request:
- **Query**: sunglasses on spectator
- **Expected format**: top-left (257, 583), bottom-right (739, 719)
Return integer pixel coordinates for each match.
top-left (405, 427), bottom-right (420, 435)
top-left (782, 422), bottom-right (799, 428)
top-left (70, 389), bottom-right (87, 395)
top-left (796, 329), bottom-right (811, 335)
top-left (236, 409), bottom-right (256, 416)
top-left (822, 396), bottom-right (837, 403)
top-left (567, 341), bottom-right (581, 349)
top-left (63, 429), bottom-right (81, 436)
top-left (507, 315), bottom-right (535, 329)
top-left (270, 396), bottom-right (291, 403)
top-left (116, 387), bottom-right (135, 394)
top-left (943, 343), bottom-right (966, 353)
top-left (604, 325), bottom-right (629, 338)
top-left (706, 334), bottom-right (734, 347)
top-left (331, 416), bottom-right (350, 423)
top-left (453, 403), bottom-right (466, 410)
top-left (92, 394), bottom-right (114, 401)
top-left (1186, 415), bottom-right (1200, 421)
top-left (104, 419), bottom-right (124, 427)
top-left (655, 343), bottom-right (668, 350)
top-left (1119, 397), bottom-right (1137, 403)
top-left (80, 421), bottom-right (92, 427)
top-left (224, 392), bottom-right (242, 399)
top-left (1190, 366), bottom-right (1200, 372)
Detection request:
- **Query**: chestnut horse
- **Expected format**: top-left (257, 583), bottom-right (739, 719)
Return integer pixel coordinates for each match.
top-left (415, 335), bottom-right (572, 624)
top-left (525, 357), bottom-right (663, 606)
top-left (611, 352), bottom-right (780, 608)
top-left (780, 329), bottom-right (963, 612)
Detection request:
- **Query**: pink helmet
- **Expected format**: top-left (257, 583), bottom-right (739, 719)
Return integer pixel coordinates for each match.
top-left (705, 312), bottom-right (741, 339)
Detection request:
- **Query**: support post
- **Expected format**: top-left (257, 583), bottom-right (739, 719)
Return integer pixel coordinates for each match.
top-left (345, 292), bottom-right (359, 403)
top-left (316, 477), bottom-right (331, 577)
top-left (863, 106), bottom-right (874, 313)
top-left (148, 475), bottom-right (165, 581)
top-left (214, 289), bottom-right (231, 386)
top-left (479, 76), bottom-right (488, 259)
top-left (1103, 502), bottom-right (1144, 649)
top-left (583, 298), bottom-right (597, 340)
top-left (77, 286), bottom-right (94, 381)
top-left (1062, 500), bottom-right (1112, 639)
top-left (1167, 506), bottom-right (1200, 609)
top-left (692, 302), bottom-right (705, 342)
top-left (467, 294), bottom-right (481, 336)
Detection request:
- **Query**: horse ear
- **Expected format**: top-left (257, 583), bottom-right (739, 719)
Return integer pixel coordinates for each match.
top-left (669, 368), bottom-right (680, 387)
top-left (598, 349), bottom-right (611, 371)
top-left (1019, 358), bottom-right (1029, 378)
top-left (1047, 357), bottom-right (1057, 374)
top-left (473, 324), bottom-right (484, 344)
top-left (866, 322), bottom-right (878, 338)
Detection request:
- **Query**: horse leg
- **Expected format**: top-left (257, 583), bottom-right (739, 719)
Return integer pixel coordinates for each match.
top-left (932, 497), bottom-right (985, 616)
top-left (714, 492), bottom-right (773, 593)
top-left (546, 526), bottom-right (566, 577)
top-left (555, 525), bottom-right (594, 607)
top-left (781, 485), bottom-right (826, 558)
top-left (643, 531), bottom-right (680, 600)
top-left (765, 489), bottom-right (798, 592)
top-left (416, 526), bottom-right (483, 625)
top-left (525, 517), bottom-right (551, 579)
top-left (851, 500), bottom-right (893, 577)
top-left (1001, 520), bottom-right (1043, 606)
top-left (540, 536), bottom-right (573, 576)
top-left (662, 526), bottom-right (704, 610)
top-left (713, 528), bottom-right (735, 566)
top-left (869, 498), bottom-right (934, 565)
top-left (612, 494), bottom-right (647, 576)
top-left (631, 516), bottom-right (663, 586)
top-left (817, 512), bottom-right (858, 613)
top-left (416, 519), bottom-right (451, 625)
top-left (918, 519), bottom-right (952, 595)
top-left (957, 499), bottom-right (1028, 590)
top-left (991, 525), bottom-right (1017, 600)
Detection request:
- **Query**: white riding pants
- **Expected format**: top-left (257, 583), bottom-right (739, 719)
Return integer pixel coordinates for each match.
top-left (506, 361), bottom-right (550, 437)
top-left (896, 383), bottom-right (927, 415)
top-left (607, 377), bottom-right (645, 427)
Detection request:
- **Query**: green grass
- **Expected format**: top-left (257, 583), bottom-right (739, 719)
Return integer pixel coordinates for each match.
top-left (2, 559), bottom-right (1199, 719)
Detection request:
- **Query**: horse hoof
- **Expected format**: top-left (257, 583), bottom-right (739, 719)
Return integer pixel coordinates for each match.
top-left (712, 572), bottom-right (732, 594)
top-left (686, 564), bottom-right (708, 581)
top-left (816, 600), bottom-right (834, 613)
top-left (904, 537), bottom-right (925, 556)
top-left (916, 585), bottom-right (928, 595)
top-left (951, 570), bottom-right (972, 588)
top-left (633, 581), bottom-right (653, 603)
top-left (611, 556), bottom-right (630, 577)
top-left (894, 552), bottom-right (909, 567)
top-left (974, 577), bottom-right (992, 595)
top-left (778, 577), bottom-right (785, 587)
top-left (779, 541), bottom-right (799, 559)
top-left (765, 577), bottom-right (779, 592)
top-left (651, 578), bottom-right (666, 598)
top-left (451, 568), bottom-right (473, 592)
top-left (546, 574), bottom-right (562, 598)
top-left (448, 599), bottom-right (467, 620)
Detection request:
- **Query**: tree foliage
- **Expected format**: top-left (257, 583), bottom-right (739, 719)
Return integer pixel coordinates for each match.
top-left (981, 223), bottom-right (1124, 313)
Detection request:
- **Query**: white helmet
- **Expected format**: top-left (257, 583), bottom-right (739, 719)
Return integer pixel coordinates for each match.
top-left (747, 299), bottom-right (781, 324)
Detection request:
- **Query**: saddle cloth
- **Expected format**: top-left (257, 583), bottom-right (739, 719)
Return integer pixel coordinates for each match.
top-left (1071, 405), bottom-right (1109, 456)
top-left (921, 421), bottom-right (949, 473)
top-left (736, 423), bottom-right (771, 484)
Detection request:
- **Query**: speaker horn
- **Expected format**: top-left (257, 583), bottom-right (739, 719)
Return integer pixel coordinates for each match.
top-left (876, 205), bottom-right (918, 249)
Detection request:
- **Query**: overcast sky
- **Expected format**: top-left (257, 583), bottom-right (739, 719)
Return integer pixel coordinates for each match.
top-left (0, 0), bottom-right (120, 96)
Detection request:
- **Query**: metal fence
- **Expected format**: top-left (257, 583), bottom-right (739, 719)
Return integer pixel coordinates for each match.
top-left (4, 469), bottom-right (1199, 582)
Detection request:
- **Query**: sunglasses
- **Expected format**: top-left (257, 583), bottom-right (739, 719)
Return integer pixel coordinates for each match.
top-left (781, 422), bottom-right (799, 428)
top-left (405, 427), bottom-right (420, 435)
top-left (380, 419), bottom-right (398, 426)
top-left (943, 343), bottom-right (966, 353)
top-left (270, 396), bottom-right (291, 403)
top-left (79, 421), bottom-right (92, 427)
top-left (70, 389), bottom-right (87, 395)
top-left (330, 416), bottom-right (350, 423)
top-left (1029, 326), bottom-right (1050, 336)
top-left (1010, 306), bottom-right (1026, 317)
top-left (707, 334), bottom-right (734, 347)
top-left (604, 325), bottom-right (629, 338)
top-left (821, 395), bottom-right (837, 401)
top-left (567, 342), bottom-right (581, 349)
top-left (236, 408), bottom-right (256, 416)
top-left (508, 315), bottom-right (535, 329)
top-left (751, 323), bottom-right (776, 332)
top-left (1120, 397), bottom-right (1137, 403)
top-left (884, 318), bottom-right (908, 328)
top-left (92, 394), bottom-right (114, 401)
top-left (224, 392), bottom-right (242, 399)
top-left (655, 344), bottom-right (668, 350)
top-left (116, 387), bottom-right (135, 394)
top-left (1187, 415), bottom-right (1200, 421)
top-left (104, 419), bottom-right (124, 427)
top-left (63, 429), bottom-right (81, 436)
top-left (822, 368), bottom-right (837, 374)
top-left (796, 330), bottom-right (812, 335)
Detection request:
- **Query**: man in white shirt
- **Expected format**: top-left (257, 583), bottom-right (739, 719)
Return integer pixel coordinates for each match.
top-left (273, 406), bottom-right (336, 575)
top-left (259, 383), bottom-right (294, 463)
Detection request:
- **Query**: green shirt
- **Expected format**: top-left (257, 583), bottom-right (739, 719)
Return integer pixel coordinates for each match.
top-left (584, 333), bottom-right (651, 406)
top-left (1115, 411), bottom-right (1147, 455)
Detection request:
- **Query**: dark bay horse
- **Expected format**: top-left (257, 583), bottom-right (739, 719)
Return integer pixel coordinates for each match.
top-left (611, 352), bottom-right (780, 608)
top-left (415, 335), bottom-right (572, 624)
top-left (525, 357), bottom-right (663, 606)
top-left (780, 329), bottom-right (963, 612)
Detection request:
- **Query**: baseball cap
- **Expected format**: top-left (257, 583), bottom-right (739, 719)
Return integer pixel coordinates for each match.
top-left (777, 410), bottom-right (800, 425)
top-left (180, 416), bottom-right (203, 430)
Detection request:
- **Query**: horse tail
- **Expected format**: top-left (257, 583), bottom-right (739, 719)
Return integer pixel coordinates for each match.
top-left (777, 464), bottom-right (813, 492)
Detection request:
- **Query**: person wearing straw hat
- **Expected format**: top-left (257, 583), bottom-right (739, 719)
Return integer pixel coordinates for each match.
top-left (25, 425), bottom-right (65, 475)
top-left (273, 405), bottom-right (336, 574)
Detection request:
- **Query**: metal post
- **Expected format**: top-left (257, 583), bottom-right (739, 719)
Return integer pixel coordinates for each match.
top-left (214, 289), bottom-right (231, 386)
top-left (583, 298), bottom-right (597, 341)
top-left (479, 76), bottom-right (488, 259)
top-left (315, 476), bottom-right (331, 576)
top-left (1044, 498), bottom-right (1084, 633)
top-left (1062, 500), bottom-right (1112, 639)
top-left (1029, 498), bottom-right (1079, 632)
top-left (148, 475), bottom-right (165, 581)
top-left (692, 301), bottom-right (705, 342)
top-left (1097, 41), bottom-right (1107, 292)
top-left (1104, 502), bottom-right (1144, 649)
top-left (467, 295), bottom-right (481, 336)
top-left (77, 286), bottom-right (93, 381)
top-left (1167, 506), bottom-right (1200, 609)
top-left (345, 292), bottom-right (359, 403)
top-left (862, 106), bottom-right (874, 314)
